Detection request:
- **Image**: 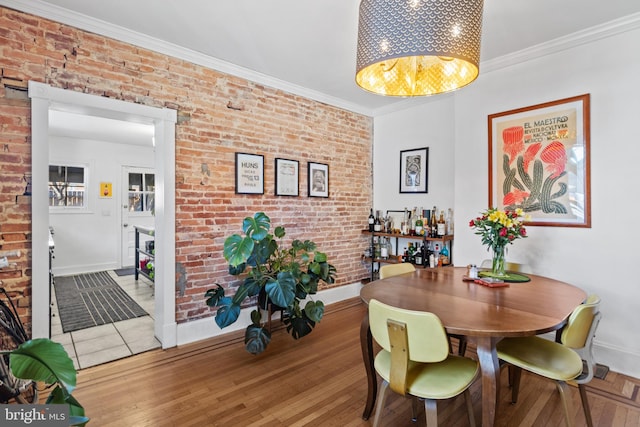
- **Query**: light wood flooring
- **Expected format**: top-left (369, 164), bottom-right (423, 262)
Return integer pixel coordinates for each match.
top-left (67, 299), bottom-right (640, 426)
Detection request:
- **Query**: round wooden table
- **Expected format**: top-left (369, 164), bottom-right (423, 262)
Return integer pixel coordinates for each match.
top-left (359, 266), bottom-right (587, 427)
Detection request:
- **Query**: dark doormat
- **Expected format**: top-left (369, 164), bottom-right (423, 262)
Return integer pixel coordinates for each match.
top-left (54, 271), bottom-right (148, 333)
top-left (114, 267), bottom-right (135, 276)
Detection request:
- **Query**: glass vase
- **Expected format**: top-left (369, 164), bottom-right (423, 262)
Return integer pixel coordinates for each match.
top-left (491, 245), bottom-right (506, 277)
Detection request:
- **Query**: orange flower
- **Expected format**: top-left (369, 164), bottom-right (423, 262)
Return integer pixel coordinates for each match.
top-left (540, 141), bottom-right (567, 178)
top-left (502, 126), bottom-right (525, 165)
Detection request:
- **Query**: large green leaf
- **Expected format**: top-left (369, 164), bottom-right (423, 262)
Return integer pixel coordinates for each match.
top-left (204, 285), bottom-right (225, 307)
top-left (265, 272), bottom-right (296, 308)
top-left (232, 277), bottom-right (263, 305)
top-left (304, 300), bottom-right (325, 323)
top-left (284, 312), bottom-right (315, 340)
top-left (248, 237), bottom-right (277, 266)
top-left (243, 212), bottom-right (270, 241)
top-left (274, 226), bottom-right (285, 238)
top-left (224, 234), bottom-right (254, 267)
top-left (214, 297), bottom-right (241, 328)
top-left (244, 324), bottom-right (271, 355)
top-left (10, 339), bottom-right (76, 392)
top-left (46, 386), bottom-right (88, 426)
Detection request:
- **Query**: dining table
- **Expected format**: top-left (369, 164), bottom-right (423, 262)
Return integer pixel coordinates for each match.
top-left (359, 266), bottom-right (587, 427)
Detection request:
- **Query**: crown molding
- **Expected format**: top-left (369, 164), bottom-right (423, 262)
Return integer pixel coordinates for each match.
top-left (2, 1), bottom-right (639, 117)
top-left (481, 12), bottom-right (640, 73)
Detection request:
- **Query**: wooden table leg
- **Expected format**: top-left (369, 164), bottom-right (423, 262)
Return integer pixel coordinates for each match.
top-left (475, 336), bottom-right (501, 427)
top-left (360, 313), bottom-right (376, 420)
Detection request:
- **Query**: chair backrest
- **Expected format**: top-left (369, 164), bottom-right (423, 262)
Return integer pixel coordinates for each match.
top-left (379, 263), bottom-right (416, 279)
top-left (368, 299), bottom-right (449, 363)
top-left (561, 294), bottom-right (601, 350)
top-left (480, 259), bottom-right (533, 274)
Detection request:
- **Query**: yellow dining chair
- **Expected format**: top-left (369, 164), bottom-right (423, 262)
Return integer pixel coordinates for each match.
top-left (479, 259), bottom-right (533, 274)
top-left (496, 295), bottom-right (601, 427)
top-left (379, 263), bottom-right (415, 279)
top-left (369, 299), bottom-right (479, 427)
top-left (379, 263), bottom-right (467, 356)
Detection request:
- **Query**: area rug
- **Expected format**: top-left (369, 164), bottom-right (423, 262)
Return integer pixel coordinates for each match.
top-left (114, 267), bottom-right (135, 276)
top-left (54, 271), bottom-right (148, 333)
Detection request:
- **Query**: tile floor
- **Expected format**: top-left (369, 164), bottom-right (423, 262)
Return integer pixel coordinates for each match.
top-left (50, 270), bottom-right (161, 370)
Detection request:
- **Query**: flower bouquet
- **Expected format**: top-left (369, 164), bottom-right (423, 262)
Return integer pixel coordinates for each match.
top-left (469, 208), bottom-right (528, 277)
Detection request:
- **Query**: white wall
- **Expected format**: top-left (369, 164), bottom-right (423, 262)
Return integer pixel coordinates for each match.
top-left (374, 27), bottom-right (640, 378)
top-left (50, 136), bottom-right (154, 275)
top-left (373, 96), bottom-right (456, 217)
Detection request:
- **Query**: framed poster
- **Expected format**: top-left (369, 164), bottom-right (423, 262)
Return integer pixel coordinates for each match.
top-left (488, 94), bottom-right (591, 227)
top-left (308, 162), bottom-right (329, 198)
top-left (399, 147), bottom-right (428, 193)
top-left (275, 158), bottom-right (299, 196)
top-left (235, 152), bottom-right (264, 194)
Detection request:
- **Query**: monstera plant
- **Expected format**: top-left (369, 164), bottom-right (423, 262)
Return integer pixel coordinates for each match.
top-left (205, 212), bottom-right (336, 354)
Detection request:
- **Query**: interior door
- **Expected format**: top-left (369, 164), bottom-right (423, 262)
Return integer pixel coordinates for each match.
top-left (121, 167), bottom-right (155, 267)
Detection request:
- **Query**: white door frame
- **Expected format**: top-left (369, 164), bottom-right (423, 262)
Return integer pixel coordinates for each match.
top-left (29, 81), bottom-right (177, 348)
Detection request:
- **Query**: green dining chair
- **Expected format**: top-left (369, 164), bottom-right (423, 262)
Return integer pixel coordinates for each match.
top-left (378, 263), bottom-right (467, 356)
top-left (496, 295), bottom-right (601, 427)
top-left (369, 299), bottom-right (479, 426)
top-left (479, 259), bottom-right (533, 274)
top-left (379, 263), bottom-right (416, 279)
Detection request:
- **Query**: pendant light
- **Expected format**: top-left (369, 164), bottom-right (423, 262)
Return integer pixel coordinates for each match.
top-left (356, 0), bottom-right (484, 97)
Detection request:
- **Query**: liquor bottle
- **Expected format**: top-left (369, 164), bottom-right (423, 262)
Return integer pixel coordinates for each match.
top-left (430, 206), bottom-right (438, 236)
top-left (402, 247), bottom-right (408, 263)
top-left (415, 215), bottom-right (423, 235)
top-left (407, 242), bottom-right (415, 264)
top-left (368, 209), bottom-right (375, 232)
top-left (437, 210), bottom-right (446, 237)
top-left (380, 237), bottom-right (389, 259)
top-left (414, 244), bottom-right (423, 266)
top-left (373, 211), bottom-right (382, 232)
top-left (440, 244), bottom-right (450, 265)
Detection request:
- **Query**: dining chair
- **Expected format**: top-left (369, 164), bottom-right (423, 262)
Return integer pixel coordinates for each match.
top-left (379, 263), bottom-right (415, 279)
top-left (378, 263), bottom-right (467, 356)
top-left (368, 299), bottom-right (479, 427)
top-left (480, 259), bottom-right (533, 273)
top-left (496, 295), bottom-right (601, 427)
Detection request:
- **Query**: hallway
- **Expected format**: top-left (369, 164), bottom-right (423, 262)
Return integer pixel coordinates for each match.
top-left (50, 270), bottom-right (160, 369)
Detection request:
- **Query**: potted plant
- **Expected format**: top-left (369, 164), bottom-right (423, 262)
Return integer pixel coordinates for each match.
top-left (2, 338), bottom-right (88, 426)
top-left (205, 212), bottom-right (336, 354)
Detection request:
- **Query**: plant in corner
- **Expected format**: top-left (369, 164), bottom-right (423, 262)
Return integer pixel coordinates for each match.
top-left (2, 338), bottom-right (88, 426)
top-left (205, 212), bottom-right (336, 355)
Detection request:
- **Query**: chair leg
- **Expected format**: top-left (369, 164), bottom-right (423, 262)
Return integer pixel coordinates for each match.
top-left (555, 381), bottom-right (576, 427)
top-left (510, 366), bottom-right (522, 404)
top-left (578, 384), bottom-right (594, 427)
top-left (458, 337), bottom-right (468, 356)
top-left (464, 388), bottom-right (476, 427)
top-left (424, 398), bottom-right (438, 426)
top-left (411, 397), bottom-right (420, 422)
top-left (372, 380), bottom-right (390, 427)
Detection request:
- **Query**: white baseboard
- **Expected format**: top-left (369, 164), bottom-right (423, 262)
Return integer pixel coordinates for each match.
top-left (176, 281), bottom-right (364, 346)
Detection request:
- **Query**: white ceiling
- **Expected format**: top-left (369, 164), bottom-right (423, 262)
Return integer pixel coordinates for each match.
top-left (4, 0), bottom-right (640, 139)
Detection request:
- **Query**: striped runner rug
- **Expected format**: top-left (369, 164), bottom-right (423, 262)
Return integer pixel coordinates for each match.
top-left (53, 271), bottom-right (148, 333)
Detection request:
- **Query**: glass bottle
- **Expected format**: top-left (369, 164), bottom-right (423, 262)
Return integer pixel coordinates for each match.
top-left (368, 208), bottom-right (375, 232)
top-left (437, 210), bottom-right (446, 237)
top-left (374, 210), bottom-right (382, 232)
top-left (440, 243), bottom-right (450, 265)
top-left (380, 237), bottom-right (389, 259)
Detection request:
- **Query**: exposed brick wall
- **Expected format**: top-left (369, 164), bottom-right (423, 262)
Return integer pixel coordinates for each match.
top-left (0, 7), bottom-right (372, 330)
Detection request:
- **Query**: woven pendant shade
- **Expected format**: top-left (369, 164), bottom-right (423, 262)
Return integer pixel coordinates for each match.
top-left (356, 0), bottom-right (484, 97)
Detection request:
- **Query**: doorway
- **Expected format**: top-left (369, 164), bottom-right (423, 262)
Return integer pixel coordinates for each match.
top-left (122, 167), bottom-right (155, 268)
top-left (29, 82), bottom-right (177, 348)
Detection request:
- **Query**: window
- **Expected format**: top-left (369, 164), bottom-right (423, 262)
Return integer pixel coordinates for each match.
top-left (128, 172), bottom-right (155, 213)
top-left (48, 165), bottom-right (87, 207)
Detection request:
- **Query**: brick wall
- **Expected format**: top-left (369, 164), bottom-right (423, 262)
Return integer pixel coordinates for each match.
top-left (0, 7), bottom-right (372, 330)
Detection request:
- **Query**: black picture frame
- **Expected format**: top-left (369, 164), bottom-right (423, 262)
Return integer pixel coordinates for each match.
top-left (308, 162), bottom-right (329, 198)
top-left (399, 147), bottom-right (428, 193)
top-left (275, 158), bottom-right (299, 196)
top-left (235, 152), bottom-right (264, 194)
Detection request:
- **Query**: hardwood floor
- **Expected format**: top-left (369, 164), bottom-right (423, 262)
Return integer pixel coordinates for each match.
top-left (69, 299), bottom-right (640, 426)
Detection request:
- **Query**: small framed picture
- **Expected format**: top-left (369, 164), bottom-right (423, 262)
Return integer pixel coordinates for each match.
top-left (308, 162), bottom-right (329, 198)
top-left (235, 152), bottom-right (264, 194)
top-left (275, 158), bottom-right (299, 196)
top-left (399, 147), bottom-right (429, 193)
